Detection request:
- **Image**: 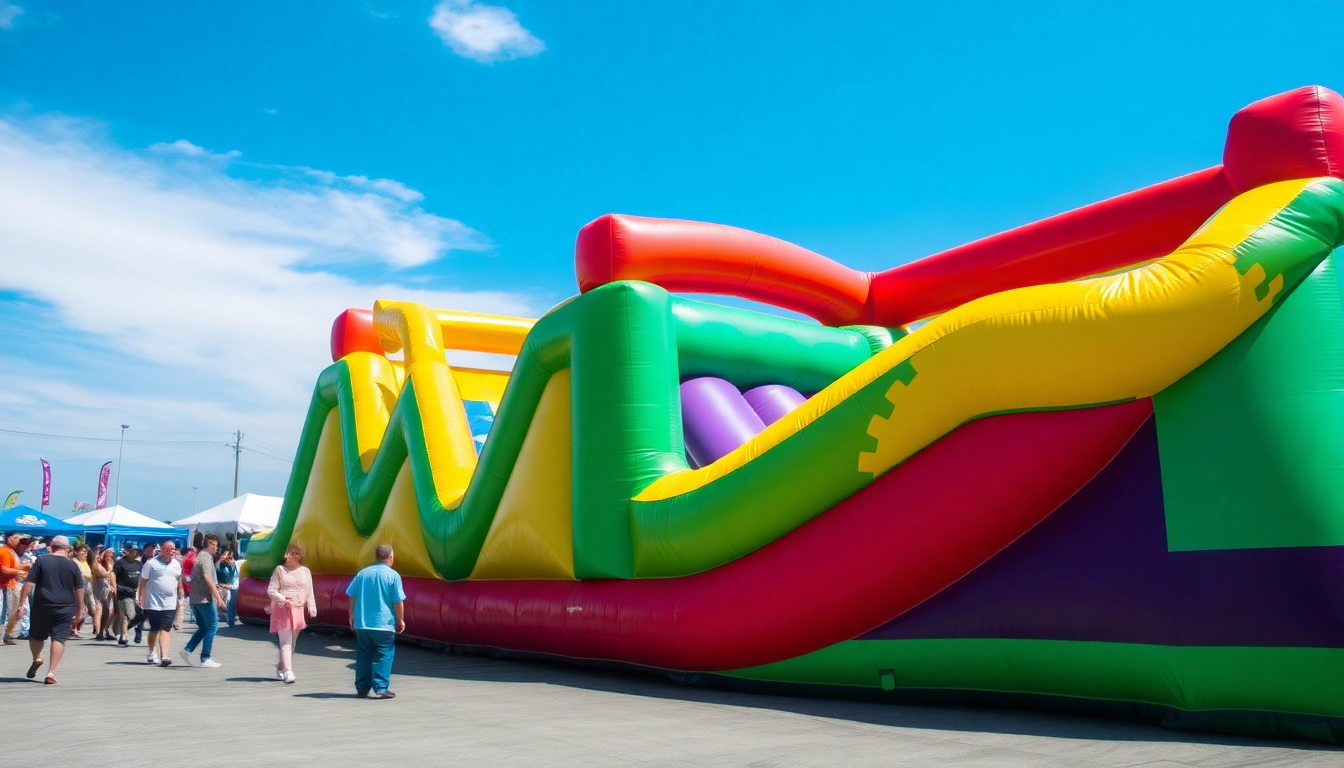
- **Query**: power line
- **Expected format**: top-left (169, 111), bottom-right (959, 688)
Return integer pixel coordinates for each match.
top-left (0, 419), bottom-right (235, 437)
top-left (241, 446), bottom-right (294, 463)
top-left (0, 427), bottom-right (228, 446)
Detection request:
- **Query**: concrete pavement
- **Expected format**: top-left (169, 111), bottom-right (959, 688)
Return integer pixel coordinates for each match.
top-left (2, 623), bottom-right (1339, 767)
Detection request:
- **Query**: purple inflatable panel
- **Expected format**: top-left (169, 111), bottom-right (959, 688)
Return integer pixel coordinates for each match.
top-left (743, 385), bottom-right (807, 425)
top-left (681, 377), bottom-right (766, 466)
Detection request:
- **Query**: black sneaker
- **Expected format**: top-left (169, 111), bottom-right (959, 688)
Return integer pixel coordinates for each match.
top-left (118, 638), bottom-right (129, 647)
top-left (159, 659), bottom-right (172, 667)
top-left (134, 629), bottom-right (142, 644)
top-left (373, 691), bottom-right (396, 699)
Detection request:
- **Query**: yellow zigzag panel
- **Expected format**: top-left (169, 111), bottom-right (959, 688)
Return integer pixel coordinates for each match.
top-left (470, 369), bottom-right (575, 579)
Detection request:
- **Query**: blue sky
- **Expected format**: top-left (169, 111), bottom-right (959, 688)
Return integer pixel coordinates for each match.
top-left (1, 0), bottom-right (1342, 521)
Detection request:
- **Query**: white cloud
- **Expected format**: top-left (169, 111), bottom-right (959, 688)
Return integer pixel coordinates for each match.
top-left (0, 1), bottom-right (21, 30)
top-left (148, 138), bottom-right (241, 161)
top-left (0, 113), bottom-right (543, 516)
top-left (429, 0), bottom-right (544, 63)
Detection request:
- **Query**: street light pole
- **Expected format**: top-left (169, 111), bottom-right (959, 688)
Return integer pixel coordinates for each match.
top-left (192, 486), bottom-right (198, 514)
top-left (114, 424), bottom-right (129, 507)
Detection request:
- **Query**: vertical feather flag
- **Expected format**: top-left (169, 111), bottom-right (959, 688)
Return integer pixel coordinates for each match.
top-left (96, 461), bottom-right (112, 509)
top-left (40, 459), bottom-right (51, 508)
top-left (2, 491), bottom-right (19, 510)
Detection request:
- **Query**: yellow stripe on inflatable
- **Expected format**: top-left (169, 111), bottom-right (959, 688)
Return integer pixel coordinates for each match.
top-left (357, 461), bottom-right (440, 578)
top-left (636, 178), bottom-right (1319, 501)
top-left (453, 367), bottom-right (511, 404)
top-left (288, 410), bottom-right (368, 575)
top-left (470, 369), bottom-right (575, 579)
top-left (433, 309), bottom-right (534, 355)
top-left (373, 300), bottom-right (479, 510)
top-left (346, 353), bottom-right (404, 471)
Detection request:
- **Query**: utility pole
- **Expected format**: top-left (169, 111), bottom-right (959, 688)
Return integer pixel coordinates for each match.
top-left (115, 424), bottom-right (129, 507)
top-left (231, 430), bottom-right (243, 498)
top-left (192, 486), bottom-right (198, 514)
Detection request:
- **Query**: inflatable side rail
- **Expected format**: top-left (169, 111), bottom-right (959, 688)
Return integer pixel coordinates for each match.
top-left (331, 304), bottom-right (535, 361)
top-left (577, 86), bottom-right (1344, 327)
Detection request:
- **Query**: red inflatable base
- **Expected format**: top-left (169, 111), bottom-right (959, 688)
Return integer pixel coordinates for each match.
top-left (240, 399), bottom-right (1151, 671)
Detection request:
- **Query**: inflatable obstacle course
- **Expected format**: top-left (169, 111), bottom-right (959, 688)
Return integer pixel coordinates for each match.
top-left (240, 86), bottom-right (1344, 741)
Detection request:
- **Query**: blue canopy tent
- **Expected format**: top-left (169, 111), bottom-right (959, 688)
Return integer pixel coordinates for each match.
top-left (65, 505), bottom-right (188, 552)
top-left (0, 505), bottom-right (85, 538)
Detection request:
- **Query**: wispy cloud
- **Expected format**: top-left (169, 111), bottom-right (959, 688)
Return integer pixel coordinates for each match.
top-left (0, 1), bottom-right (22, 30)
top-left (428, 0), bottom-right (544, 63)
top-left (0, 113), bottom-right (540, 516)
top-left (148, 138), bottom-right (241, 160)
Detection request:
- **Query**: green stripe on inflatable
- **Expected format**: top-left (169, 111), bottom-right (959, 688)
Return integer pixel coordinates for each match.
top-left (674, 297), bottom-right (891, 392)
top-left (727, 638), bottom-right (1344, 719)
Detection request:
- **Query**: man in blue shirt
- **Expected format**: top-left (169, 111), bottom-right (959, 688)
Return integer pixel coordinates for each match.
top-left (345, 544), bottom-right (405, 699)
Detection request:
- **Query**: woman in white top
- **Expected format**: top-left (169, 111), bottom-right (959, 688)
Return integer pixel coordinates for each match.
top-left (266, 544), bottom-right (316, 684)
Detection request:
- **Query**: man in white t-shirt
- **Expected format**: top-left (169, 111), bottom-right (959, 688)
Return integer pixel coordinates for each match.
top-left (137, 540), bottom-right (182, 667)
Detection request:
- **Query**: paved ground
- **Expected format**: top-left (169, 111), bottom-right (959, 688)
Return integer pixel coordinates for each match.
top-left (2, 623), bottom-right (1339, 767)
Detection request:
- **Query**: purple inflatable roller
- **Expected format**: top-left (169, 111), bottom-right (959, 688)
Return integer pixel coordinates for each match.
top-left (743, 385), bottom-right (806, 425)
top-left (680, 377), bottom-right (766, 466)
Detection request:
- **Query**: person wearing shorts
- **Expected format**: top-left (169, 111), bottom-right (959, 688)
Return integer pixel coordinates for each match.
top-left (137, 540), bottom-right (181, 667)
top-left (112, 543), bottom-right (143, 645)
top-left (20, 536), bottom-right (84, 685)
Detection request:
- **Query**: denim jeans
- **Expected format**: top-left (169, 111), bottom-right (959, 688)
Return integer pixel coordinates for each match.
top-left (225, 588), bottom-right (237, 625)
top-left (355, 629), bottom-right (396, 694)
top-left (184, 603), bottom-right (218, 660)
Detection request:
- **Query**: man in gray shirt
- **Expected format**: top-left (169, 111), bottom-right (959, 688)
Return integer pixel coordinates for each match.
top-left (180, 534), bottom-right (225, 668)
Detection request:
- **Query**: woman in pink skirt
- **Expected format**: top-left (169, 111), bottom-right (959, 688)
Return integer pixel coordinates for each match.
top-left (266, 544), bottom-right (316, 684)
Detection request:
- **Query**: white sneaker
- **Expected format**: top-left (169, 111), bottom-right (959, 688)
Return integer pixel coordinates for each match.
top-left (283, 671), bottom-right (296, 684)
top-left (200, 659), bottom-right (221, 668)
top-left (276, 666), bottom-right (285, 681)
top-left (179, 650), bottom-right (195, 667)
top-left (146, 654), bottom-right (158, 664)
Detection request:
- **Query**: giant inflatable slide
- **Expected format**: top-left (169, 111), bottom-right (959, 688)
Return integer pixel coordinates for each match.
top-left (239, 86), bottom-right (1344, 741)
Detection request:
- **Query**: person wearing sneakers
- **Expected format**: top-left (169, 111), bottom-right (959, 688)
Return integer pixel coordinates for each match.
top-left (346, 544), bottom-right (405, 699)
top-left (138, 540), bottom-right (181, 667)
top-left (112, 542), bottom-right (143, 646)
top-left (180, 534), bottom-right (225, 669)
top-left (1, 532), bottom-right (30, 645)
top-left (19, 536), bottom-right (84, 685)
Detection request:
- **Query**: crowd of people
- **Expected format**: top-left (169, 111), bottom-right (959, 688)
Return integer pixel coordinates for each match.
top-left (1, 531), bottom-right (406, 697)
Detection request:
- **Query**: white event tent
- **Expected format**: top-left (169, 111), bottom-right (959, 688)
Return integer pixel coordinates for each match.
top-left (67, 504), bottom-right (176, 529)
top-left (172, 493), bottom-right (282, 539)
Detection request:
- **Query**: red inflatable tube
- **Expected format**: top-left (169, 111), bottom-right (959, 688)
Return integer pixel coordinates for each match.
top-left (240, 399), bottom-right (1152, 671)
top-left (576, 213), bottom-right (873, 327)
top-left (574, 87), bottom-right (1344, 328)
